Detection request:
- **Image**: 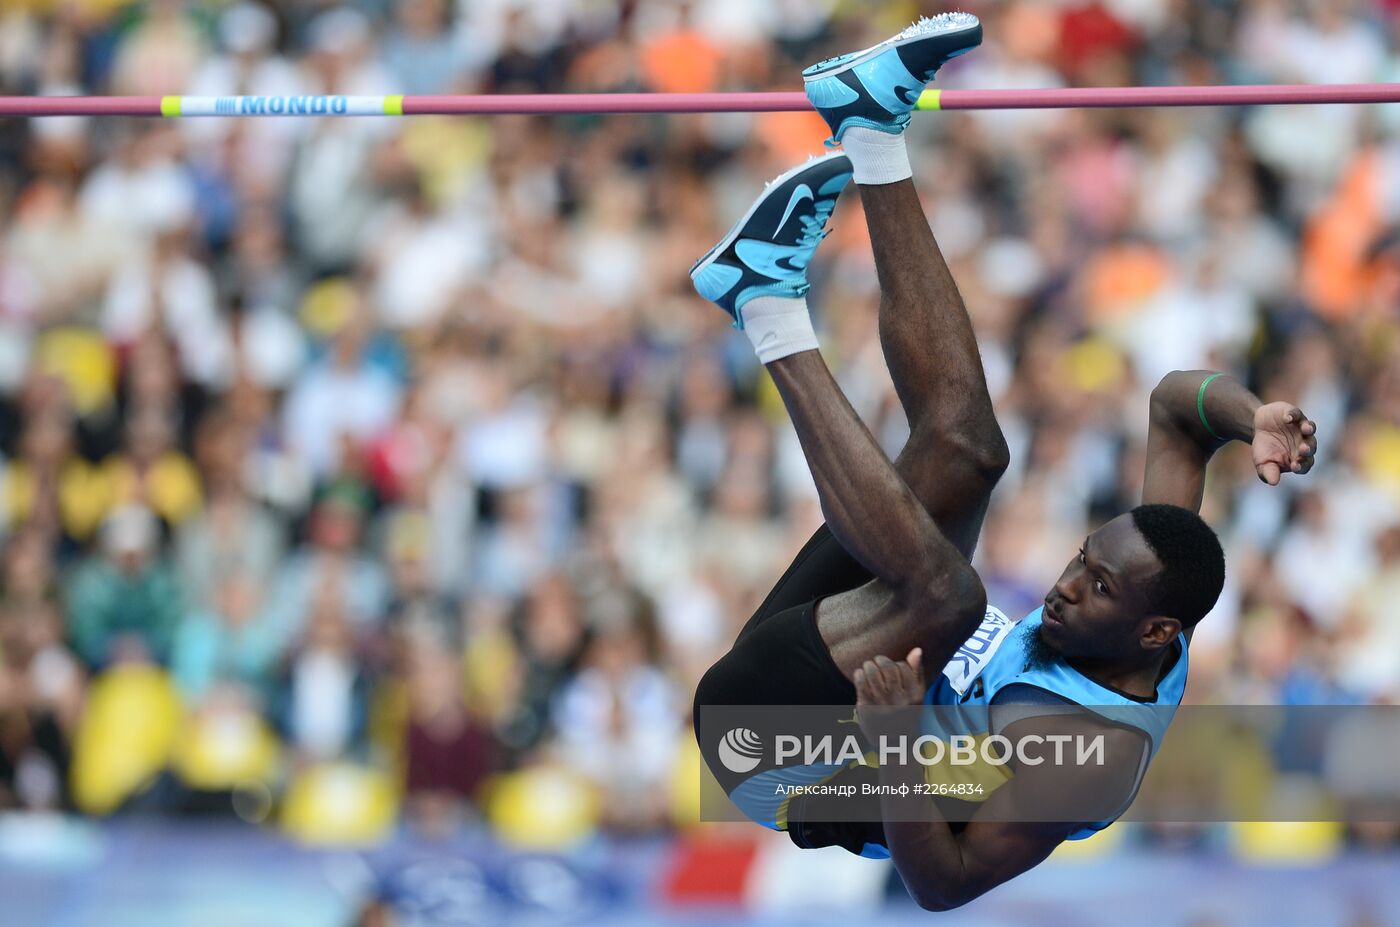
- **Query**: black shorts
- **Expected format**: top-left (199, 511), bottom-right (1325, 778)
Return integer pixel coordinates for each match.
top-left (693, 524), bottom-right (890, 854)
top-left (694, 524), bottom-right (870, 713)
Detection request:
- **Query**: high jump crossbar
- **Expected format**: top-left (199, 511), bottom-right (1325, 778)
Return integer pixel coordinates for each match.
top-left (1, 84), bottom-right (1400, 117)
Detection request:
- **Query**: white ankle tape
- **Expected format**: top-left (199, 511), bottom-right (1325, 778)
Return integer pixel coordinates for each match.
top-left (739, 296), bottom-right (819, 364)
top-left (841, 127), bottom-right (913, 185)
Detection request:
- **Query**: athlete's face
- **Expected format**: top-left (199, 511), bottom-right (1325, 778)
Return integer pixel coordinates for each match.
top-left (1041, 515), bottom-right (1181, 663)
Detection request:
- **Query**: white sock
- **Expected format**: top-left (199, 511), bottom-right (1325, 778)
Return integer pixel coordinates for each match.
top-left (739, 296), bottom-right (819, 364)
top-left (841, 126), bottom-right (913, 185)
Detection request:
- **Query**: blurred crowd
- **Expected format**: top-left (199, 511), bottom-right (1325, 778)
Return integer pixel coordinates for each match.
top-left (0, 0), bottom-right (1396, 845)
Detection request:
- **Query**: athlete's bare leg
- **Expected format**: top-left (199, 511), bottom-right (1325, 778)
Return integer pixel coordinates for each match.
top-left (687, 152), bottom-right (991, 675)
top-left (798, 14), bottom-right (1006, 559)
top-left (766, 350), bottom-right (985, 677)
top-left (862, 177), bottom-right (1009, 559)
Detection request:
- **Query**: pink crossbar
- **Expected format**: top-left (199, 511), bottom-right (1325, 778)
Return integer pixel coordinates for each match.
top-left (0, 84), bottom-right (1398, 117)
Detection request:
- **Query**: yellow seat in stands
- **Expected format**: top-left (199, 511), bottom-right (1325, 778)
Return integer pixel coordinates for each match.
top-left (282, 762), bottom-right (400, 846)
top-left (71, 665), bottom-right (181, 814)
top-left (172, 708), bottom-right (281, 792)
top-left (488, 764), bottom-right (599, 850)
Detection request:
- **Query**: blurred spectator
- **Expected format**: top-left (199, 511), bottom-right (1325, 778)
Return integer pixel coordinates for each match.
top-left (0, 592), bottom-right (83, 810)
top-left (553, 601), bottom-right (680, 832)
top-left (495, 573), bottom-right (587, 756)
top-left (2, 403), bottom-right (104, 543)
top-left (401, 625), bottom-right (496, 833)
top-left (66, 504), bottom-right (182, 668)
top-left (1274, 489), bottom-right (1375, 629)
top-left (101, 403), bottom-right (203, 529)
top-left (276, 581), bottom-right (370, 763)
top-left (381, 0), bottom-right (465, 96)
top-left (264, 481), bottom-right (389, 636)
top-left (108, 0), bottom-right (207, 97)
top-left (171, 570), bottom-right (282, 708)
top-left (101, 226), bottom-right (231, 389)
top-left (283, 303), bottom-right (401, 480)
top-left (174, 409), bottom-right (286, 609)
top-left (1337, 523), bottom-right (1400, 700)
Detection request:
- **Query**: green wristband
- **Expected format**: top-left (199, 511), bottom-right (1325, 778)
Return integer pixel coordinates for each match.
top-left (1196, 373), bottom-right (1223, 440)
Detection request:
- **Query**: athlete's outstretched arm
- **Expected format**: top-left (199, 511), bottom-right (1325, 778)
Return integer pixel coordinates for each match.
top-left (855, 652), bottom-right (1143, 911)
top-left (1143, 370), bottom-right (1318, 513)
top-left (767, 352), bottom-right (986, 641)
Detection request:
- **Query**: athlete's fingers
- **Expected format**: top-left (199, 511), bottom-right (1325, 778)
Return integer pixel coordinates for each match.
top-left (906, 647), bottom-right (923, 675)
top-left (1258, 460), bottom-right (1281, 486)
top-left (1301, 419), bottom-right (1317, 437)
top-left (895, 659), bottom-right (920, 695)
top-left (856, 667), bottom-right (875, 702)
top-left (862, 660), bottom-right (886, 697)
top-left (874, 654), bottom-right (899, 688)
top-left (1290, 431), bottom-right (1317, 471)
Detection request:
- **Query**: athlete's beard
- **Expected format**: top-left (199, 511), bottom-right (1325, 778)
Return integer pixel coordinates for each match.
top-left (1019, 620), bottom-right (1061, 672)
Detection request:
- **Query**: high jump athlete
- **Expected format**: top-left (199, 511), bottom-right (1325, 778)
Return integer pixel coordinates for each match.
top-left (691, 13), bottom-right (1318, 910)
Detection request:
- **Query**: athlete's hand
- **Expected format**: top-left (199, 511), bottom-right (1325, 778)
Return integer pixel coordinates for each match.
top-left (855, 649), bottom-right (925, 741)
top-left (1252, 402), bottom-right (1318, 486)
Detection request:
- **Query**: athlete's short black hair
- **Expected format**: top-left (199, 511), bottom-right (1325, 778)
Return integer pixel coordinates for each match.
top-left (1129, 503), bottom-right (1225, 628)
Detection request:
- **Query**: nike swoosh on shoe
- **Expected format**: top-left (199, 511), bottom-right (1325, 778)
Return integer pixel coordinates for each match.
top-left (774, 184), bottom-right (815, 241)
top-left (735, 239), bottom-right (811, 277)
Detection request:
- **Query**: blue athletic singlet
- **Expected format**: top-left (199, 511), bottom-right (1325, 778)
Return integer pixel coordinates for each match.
top-left (923, 605), bottom-right (1186, 833)
top-left (725, 605), bottom-right (1188, 857)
